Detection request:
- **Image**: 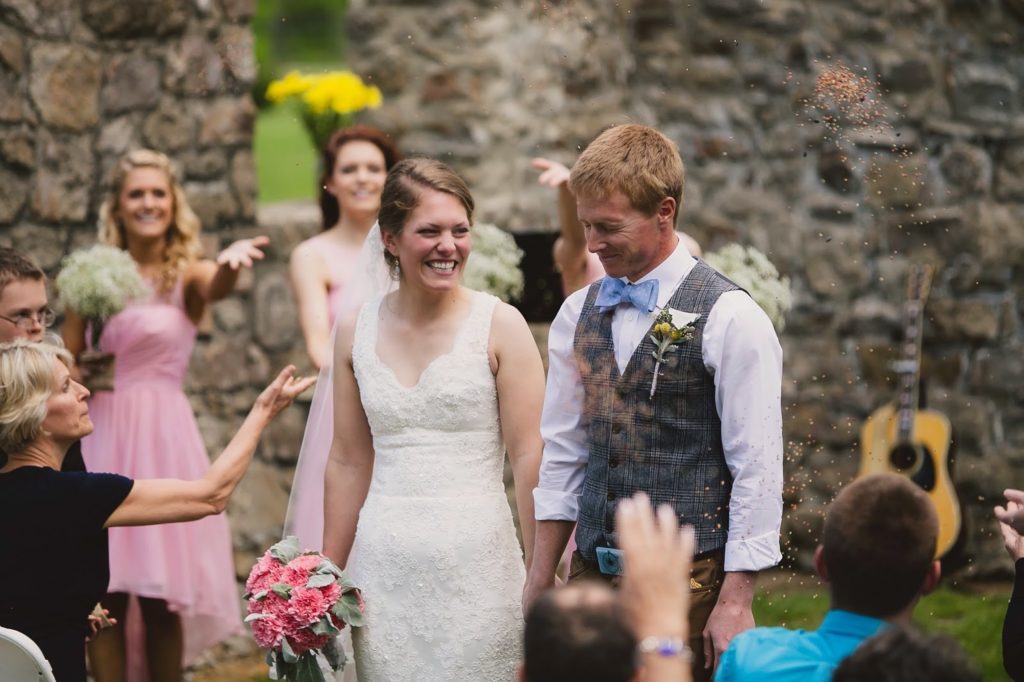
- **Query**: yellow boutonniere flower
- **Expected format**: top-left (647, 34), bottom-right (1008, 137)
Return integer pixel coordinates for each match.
top-left (648, 307), bottom-right (700, 399)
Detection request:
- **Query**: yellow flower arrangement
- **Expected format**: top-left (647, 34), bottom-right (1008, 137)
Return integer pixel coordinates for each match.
top-left (265, 70), bottom-right (383, 148)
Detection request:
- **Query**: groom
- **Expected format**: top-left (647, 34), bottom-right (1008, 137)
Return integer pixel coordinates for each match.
top-left (524, 124), bottom-right (783, 681)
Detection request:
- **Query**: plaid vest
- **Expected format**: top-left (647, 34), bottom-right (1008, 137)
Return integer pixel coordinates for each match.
top-left (573, 260), bottom-right (739, 560)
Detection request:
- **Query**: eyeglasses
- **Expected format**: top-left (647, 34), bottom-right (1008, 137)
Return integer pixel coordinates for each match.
top-left (0, 307), bottom-right (56, 330)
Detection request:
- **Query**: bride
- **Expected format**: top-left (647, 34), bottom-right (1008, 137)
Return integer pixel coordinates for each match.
top-left (316, 158), bottom-right (543, 679)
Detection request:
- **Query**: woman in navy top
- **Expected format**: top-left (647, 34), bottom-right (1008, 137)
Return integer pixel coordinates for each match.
top-left (0, 340), bottom-right (313, 681)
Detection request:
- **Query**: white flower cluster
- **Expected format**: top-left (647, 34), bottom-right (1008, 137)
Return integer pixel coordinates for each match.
top-left (704, 243), bottom-right (793, 331)
top-left (463, 222), bottom-right (525, 303)
top-left (55, 245), bottom-right (149, 321)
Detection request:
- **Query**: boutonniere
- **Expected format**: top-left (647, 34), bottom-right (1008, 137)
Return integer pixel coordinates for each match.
top-left (648, 307), bottom-right (700, 399)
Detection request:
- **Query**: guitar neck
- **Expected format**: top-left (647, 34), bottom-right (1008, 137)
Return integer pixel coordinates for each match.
top-left (895, 273), bottom-right (931, 443)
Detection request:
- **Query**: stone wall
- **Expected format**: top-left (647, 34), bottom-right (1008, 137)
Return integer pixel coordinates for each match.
top-left (345, 0), bottom-right (1024, 577)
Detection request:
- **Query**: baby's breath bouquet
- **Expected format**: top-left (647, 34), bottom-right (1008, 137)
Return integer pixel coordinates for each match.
top-left (56, 245), bottom-right (148, 390)
top-left (464, 223), bottom-right (525, 303)
top-left (704, 244), bottom-right (792, 331)
top-left (266, 70), bottom-right (383, 149)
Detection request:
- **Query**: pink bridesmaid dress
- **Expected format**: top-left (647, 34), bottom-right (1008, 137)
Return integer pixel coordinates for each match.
top-left (319, 233), bottom-right (368, 329)
top-left (284, 233), bottom-right (362, 552)
top-left (81, 279), bottom-right (240, 679)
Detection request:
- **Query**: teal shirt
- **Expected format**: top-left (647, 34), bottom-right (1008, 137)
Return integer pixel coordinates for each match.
top-left (714, 610), bottom-right (887, 682)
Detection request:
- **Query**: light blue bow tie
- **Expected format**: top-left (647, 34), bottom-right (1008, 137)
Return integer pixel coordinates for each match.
top-left (595, 277), bottom-right (659, 312)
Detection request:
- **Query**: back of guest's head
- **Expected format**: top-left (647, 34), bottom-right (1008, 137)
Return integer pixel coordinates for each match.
top-left (377, 158), bottom-right (474, 270)
top-left (0, 339), bottom-right (72, 456)
top-left (568, 124), bottom-right (684, 223)
top-left (319, 125), bottom-right (401, 229)
top-left (98, 149), bottom-right (202, 293)
top-left (822, 474), bottom-right (938, 618)
top-left (833, 625), bottom-right (979, 682)
top-left (0, 247), bottom-right (44, 300)
top-left (522, 582), bottom-right (637, 682)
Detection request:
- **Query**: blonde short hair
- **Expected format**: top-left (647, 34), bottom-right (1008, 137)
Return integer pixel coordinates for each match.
top-left (97, 149), bottom-right (203, 294)
top-left (0, 339), bottom-right (73, 455)
top-left (569, 124), bottom-right (685, 224)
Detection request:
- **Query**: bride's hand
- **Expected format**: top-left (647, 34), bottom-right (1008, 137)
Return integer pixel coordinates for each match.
top-left (252, 366), bottom-right (316, 421)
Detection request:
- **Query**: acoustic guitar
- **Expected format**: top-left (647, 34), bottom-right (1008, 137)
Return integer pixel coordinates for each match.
top-left (858, 264), bottom-right (961, 558)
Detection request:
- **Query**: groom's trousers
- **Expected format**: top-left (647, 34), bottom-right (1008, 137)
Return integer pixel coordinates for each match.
top-left (568, 548), bottom-right (724, 682)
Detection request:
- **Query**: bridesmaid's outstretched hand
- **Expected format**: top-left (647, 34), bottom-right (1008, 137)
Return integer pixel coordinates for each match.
top-left (217, 235), bottom-right (270, 270)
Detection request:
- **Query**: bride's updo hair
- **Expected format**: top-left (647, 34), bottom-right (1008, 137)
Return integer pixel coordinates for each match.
top-left (377, 158), bottom-right (474, 270)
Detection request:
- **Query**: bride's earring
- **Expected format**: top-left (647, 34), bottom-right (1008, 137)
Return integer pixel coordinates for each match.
top-left (389, 259), bottom-right (401, 279)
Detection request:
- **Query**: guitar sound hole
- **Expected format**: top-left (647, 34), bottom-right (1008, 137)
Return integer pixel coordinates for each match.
top-left (889, 444), bottom-right (919, 472)
top-left (889, 444), bottom-right (936, 492)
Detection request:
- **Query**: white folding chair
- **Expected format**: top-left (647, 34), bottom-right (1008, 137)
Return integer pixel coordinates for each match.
top-left (0, 626), bottom-right (57, 681)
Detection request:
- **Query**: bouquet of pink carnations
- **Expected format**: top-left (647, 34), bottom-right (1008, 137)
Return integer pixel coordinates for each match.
top-left (244, 536), bottom-right (364, 681)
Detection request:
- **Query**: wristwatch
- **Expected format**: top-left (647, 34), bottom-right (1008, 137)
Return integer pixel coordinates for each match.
top-left (637, 636), bottom-right (693, 661)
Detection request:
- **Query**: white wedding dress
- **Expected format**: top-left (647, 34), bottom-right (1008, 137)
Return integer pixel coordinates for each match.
top-left (345, 290), bottom-right (525, 681)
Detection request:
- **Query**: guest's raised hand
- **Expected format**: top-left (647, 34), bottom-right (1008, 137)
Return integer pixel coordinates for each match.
top-left (252, 365), bottom-right (316, 421)
top-left (615, 493), bottom-right (693, 640)
top-left (997, 498), bottom-right (1024, 560)
top-left (996, 490), bottom-right (1024, 534)
top-left (531, 157), bottom-right (572, 189)
top-left (86, 603), bottom-right (116, 640)
top-left (216, 235), bottom-right (270, 270)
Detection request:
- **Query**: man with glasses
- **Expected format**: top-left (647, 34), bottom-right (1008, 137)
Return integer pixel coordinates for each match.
top-left (0, 247), bottom-right (84, 471)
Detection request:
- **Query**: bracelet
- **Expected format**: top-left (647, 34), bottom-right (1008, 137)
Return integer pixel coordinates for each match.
top-left (637, 636), bottom-right (693, 661)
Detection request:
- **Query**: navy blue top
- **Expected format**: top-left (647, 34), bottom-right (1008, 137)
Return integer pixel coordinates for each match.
top-left (715, 610), bottom-right (887, 682)
top-left (0, 466), bottom-right (133, 682)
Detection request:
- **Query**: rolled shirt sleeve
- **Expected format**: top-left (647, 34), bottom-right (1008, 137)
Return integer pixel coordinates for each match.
top-left (703, 290), bottom-right (784, 572)
top-left (535, 290), bottom-right (590, 521)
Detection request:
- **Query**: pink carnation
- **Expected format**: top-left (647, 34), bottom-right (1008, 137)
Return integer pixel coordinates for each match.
top-left (288, 586), bottom-right (330, 624)
top-left (281, 555), bottom-right (323, 588)
top-left (288, 554), bottom-right (323, 573)
top-left (320, 581), bottom-right (341, 604)
top-left (251, 592), bottom-right (291, 622)
top-left (246, 552), bottom-right (284, 594)
top-left (250, 615), bottom-right (286, 649)
top-left (287, 628), bottom-right (332, 656)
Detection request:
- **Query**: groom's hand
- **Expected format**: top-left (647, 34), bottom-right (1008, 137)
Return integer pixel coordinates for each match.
top-left (702, 571), bottom-right (756, 672)
top-left (522, 572), bottom-right (555, 617)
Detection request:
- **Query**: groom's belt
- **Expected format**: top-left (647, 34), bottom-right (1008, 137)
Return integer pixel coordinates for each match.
top-left (571, 548), bottom-right (724, 582)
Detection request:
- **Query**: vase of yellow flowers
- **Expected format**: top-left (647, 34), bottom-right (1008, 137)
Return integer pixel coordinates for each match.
top-left (265, 70), bottom-right (384, 150)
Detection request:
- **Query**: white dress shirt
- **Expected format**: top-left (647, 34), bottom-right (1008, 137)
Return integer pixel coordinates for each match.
top-left (535, 240), bottom-right (784, 572)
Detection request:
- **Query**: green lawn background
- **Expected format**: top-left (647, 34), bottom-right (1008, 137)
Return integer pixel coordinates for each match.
top-left (254, 105), bottom-right (317, 204)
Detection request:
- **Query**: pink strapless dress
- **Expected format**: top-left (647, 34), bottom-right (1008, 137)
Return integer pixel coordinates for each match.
top-left (315, 233), bottom-right (363, 330)
top-left (285, 233), bottom-right (363, 552)
top-left (81, 281), bottom-right (240, 679)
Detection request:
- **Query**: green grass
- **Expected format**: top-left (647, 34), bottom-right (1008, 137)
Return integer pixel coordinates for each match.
top-left (254, 104), bottom-right (318, 203)
top-left (754, 576), bottom-right (1010, 680)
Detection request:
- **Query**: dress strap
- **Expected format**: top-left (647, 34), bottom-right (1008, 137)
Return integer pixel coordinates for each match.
top-left (456, 291), bottom-right (499, 355)
top-left (351, 296), bottom-right (382, 368)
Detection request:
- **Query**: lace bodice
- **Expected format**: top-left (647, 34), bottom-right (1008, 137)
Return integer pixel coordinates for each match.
top-left (352, 291), bottom-right (506, 498)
